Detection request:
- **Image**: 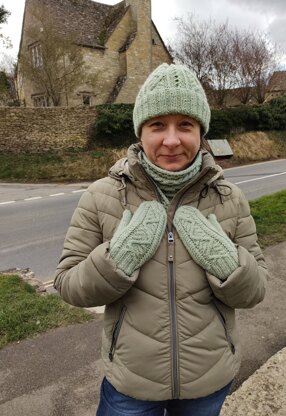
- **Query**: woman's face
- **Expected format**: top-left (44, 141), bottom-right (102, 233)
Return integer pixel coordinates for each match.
top-left (140, 114), bottom-right (201, 171)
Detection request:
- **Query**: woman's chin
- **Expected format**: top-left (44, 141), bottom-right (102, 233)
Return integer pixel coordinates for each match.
top-left (156, 159), bottom-right (190, 172)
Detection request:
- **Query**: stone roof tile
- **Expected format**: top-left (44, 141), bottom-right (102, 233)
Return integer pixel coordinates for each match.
top-left (33, 0), bottom-right (128, 48)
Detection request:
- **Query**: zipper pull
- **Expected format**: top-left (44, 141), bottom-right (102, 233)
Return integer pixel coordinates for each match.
top-left (168, 232), bottom-right (174, 243)
top-left (168, 231), bottom-right (174, 262)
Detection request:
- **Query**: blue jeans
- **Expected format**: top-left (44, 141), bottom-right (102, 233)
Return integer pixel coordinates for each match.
top-left (96, 377), bottom-right (232, 416)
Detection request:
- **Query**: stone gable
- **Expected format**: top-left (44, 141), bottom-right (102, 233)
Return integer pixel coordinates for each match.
top-left (266, 70), bottom-right (286, 101)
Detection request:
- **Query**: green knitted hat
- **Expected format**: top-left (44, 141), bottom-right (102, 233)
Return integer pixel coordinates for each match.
top-left (133, 63), bottom-right (211, 137)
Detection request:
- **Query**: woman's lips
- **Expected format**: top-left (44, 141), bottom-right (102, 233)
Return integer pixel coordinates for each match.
top-left (160, 154), bottom-right (183, 158)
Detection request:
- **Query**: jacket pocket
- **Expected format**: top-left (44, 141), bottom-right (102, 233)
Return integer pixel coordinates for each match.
top-left (109, 305), bottom-right (127, 362)
top-left (212, 301), bottom-right (235, 354)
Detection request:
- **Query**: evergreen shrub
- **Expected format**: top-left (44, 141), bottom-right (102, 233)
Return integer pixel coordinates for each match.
top-left (91, 103), bottom-right (136, 147)
top-left (208, 96), bottom-right (286, 139)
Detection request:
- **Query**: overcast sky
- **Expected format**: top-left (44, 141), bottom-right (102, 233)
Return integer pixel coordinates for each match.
top-left (0, 0), bottom-right (285, 65)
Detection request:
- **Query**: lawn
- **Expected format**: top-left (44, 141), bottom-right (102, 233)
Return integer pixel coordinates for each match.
top-left (250, 189), bottom-right (286, 248)
top-left (0, 274), bottom-right (94, 349)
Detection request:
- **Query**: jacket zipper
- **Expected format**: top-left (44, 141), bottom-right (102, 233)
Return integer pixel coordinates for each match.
top-left (212, 302), bottom-right (235, 354)
top-left (109, 305), bottom-right (127, 362)
top-left (168, 229), bottom-right (179, 399)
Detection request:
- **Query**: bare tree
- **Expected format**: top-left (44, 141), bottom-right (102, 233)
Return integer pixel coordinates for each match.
top-left (169, 14), bottom-right (279, 107)
top-left (0, 69), bottom-right (19, 106)
top-left (231, 30), bottom-right (256, 104)
top-left (18, 6), bottom-right (98, 106)
top-left (208, 21), bottom-right (237, 107)
top-left (169, 15), bottom-right (238, 107)
top-left (169, 14), bottom-right (213, 86)
top-left (248, 34), bottom-right (278, 103)
top-left (232, 30), bottom-right (279, 104)
top-left (0, 54), bottom-right (21, 105)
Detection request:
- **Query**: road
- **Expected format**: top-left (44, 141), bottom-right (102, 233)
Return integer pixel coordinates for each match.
top-left (0, 159), bottom-right (285, 281)
top-left (224, 159), bottom-right (286, 200)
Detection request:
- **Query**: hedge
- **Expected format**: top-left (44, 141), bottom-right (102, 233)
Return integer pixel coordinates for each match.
top-left (90, 103), bottom-right (135, 147)
top-left (208, 97), bottom-right (286, 139)
top-left (90, 97), bottom-right (286, 146)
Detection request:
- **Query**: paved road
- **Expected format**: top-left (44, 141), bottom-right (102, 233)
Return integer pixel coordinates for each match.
top-left (0, 159), bottom-right (285, 281)
top-left (0, 183), bottom-right (90, 281)
top-left (224, 159), bottom-right (286, 200)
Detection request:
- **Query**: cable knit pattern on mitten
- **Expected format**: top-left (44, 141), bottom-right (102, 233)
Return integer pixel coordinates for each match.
top-left (174, 206), bottom-right (239, 280)
top-left (110, 201), bottom-right (167, 276)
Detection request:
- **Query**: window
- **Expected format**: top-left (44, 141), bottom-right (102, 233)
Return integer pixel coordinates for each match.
top-left (82, 94), bottom-right (92, 106)
top-left (78, 91), bottom-right (94, 106)
top-left (30, 44), bottom-right (43, 68)
top-left (32, 94), bottom-right (49, 107)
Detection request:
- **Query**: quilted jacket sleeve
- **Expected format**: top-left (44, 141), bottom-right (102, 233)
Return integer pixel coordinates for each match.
top-left (206, 188), bottom-right (268, 309)
top-left (54, 189), bottom-right (139, 307)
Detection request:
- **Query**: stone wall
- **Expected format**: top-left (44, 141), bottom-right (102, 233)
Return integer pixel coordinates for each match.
top-left (0, 107), bottom-right (97, 153)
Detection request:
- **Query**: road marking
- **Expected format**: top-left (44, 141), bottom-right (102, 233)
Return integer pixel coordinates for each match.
top-left (0, 189), bottom-right (87, 205)
top-left (24, 196), bottom-right (43, 201)
top-left (225, 158), bottom-right (286, 171)
top-left (235, 171), bottom-right (286, 185)
top-left (0, 200), bottom-right (16, 205)
top-left (1, 235), bottom-right (64, 253)
top-left (50, 193), bottom-right (65, 197)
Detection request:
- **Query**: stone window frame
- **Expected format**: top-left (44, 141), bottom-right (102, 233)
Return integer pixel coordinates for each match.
top-left (29, 42), bottom-right (43, 68)
top-left (83, 94), bottom-right (92, 106)
top-left (78, 91), bottom-right (95, 106)
top-left (32, 94), bottom-right (50, 107)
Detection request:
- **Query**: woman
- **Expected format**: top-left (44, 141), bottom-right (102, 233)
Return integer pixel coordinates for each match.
top-left (54, 63), bottom-right (268, 416)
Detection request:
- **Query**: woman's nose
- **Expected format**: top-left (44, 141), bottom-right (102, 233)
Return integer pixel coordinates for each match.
top-left (162, 127), bottom-right (180, 147)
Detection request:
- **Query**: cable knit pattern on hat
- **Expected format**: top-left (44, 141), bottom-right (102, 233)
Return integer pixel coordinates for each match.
top-left (133, 63), bottom-right (211, 137)
top-left (140, 151), bottom-right (202, 207)
top-left (174, 207), bottom-right (239, 280)
top-left (110, 201), bottom-right (167, 276)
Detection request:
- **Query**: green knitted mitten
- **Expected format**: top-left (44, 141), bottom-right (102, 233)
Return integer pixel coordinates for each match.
top-left (110, 201), bottom-right (167, 276)
top-left (174, 206), bottom-right (239, 280)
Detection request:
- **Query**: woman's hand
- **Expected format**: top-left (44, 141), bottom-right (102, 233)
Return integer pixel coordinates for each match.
top-left (110, 201), bottom-right (167, 276)
top-left (174, 206), bottom-right (239, 280)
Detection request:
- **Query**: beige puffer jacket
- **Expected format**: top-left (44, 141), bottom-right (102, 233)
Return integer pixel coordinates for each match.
top-left (54, 144), bottom-right (267, 401)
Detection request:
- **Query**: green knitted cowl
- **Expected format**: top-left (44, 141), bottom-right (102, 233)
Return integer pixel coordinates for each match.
top-left (140, 151), bottom-right (202, 208)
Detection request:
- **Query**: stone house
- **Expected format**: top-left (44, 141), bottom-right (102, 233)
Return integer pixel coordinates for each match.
top-left (265, 70), bottom-right (286, 102)
top-left (17, 0), bottom-right (172, 107)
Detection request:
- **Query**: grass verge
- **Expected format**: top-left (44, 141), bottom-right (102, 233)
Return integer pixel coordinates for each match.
top-left (250, 189), bottom-right (286, 249)
top-left (0, 147), bottom-right (128, 182)
top-left (0, 274), bottom-right (94, 349)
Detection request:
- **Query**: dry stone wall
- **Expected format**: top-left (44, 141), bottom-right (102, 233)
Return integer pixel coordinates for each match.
top-left (0, 107), bottom-right (97, 153)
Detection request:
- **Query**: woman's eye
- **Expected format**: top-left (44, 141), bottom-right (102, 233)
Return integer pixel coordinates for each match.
top-left (180, 121), bottom-right (193, 128)
top-left (150, 121), bottom-right (164, 128)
